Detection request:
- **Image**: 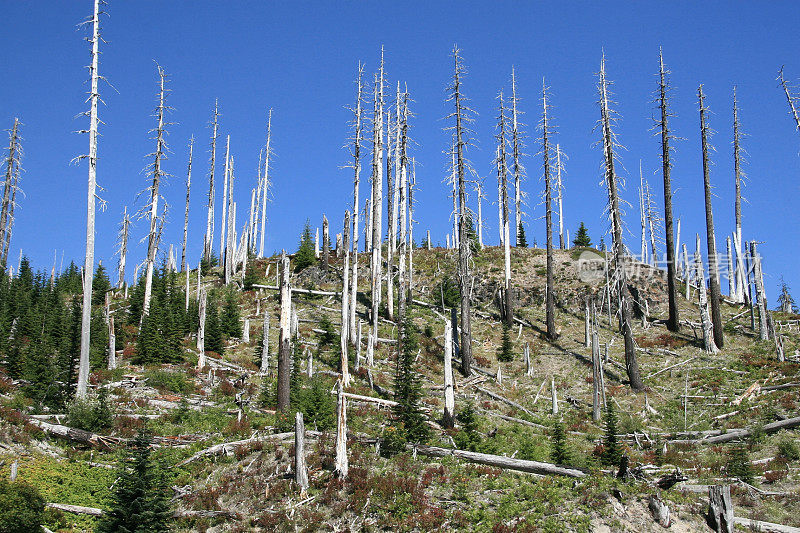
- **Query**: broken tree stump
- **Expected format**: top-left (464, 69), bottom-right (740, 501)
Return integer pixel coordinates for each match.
top-left (707, 484), bottom-right (734, 533)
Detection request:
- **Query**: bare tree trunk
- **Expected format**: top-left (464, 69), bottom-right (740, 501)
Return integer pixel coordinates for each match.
top-left (294, 412), bottom-right (309, 491)
top-left (511, 67), bottom-right (525, 247)
top-left (259, 109), bottom-right (272, 258)
top-left (732, 88), bottom-right (746, 303)
top-left (551, 376), bottom-right (558, 415)
top-left (197, 288), bottom-right (206, 369)
top-left (450, 147), bottom-right (460, 249)
top-left (451, 47), bottom-right (474, 376)
top-left (408, 161), bottom-right (416, 294)
top-left (334, 379), bottom-right (348, 478)
top-left (726, 237), bottom-right (735, 299)
top-left (639, 164), bottom-right (648, 265)
top-left (107, 315), bottom-right (116, 370)
top-left (476, 179), bottom-right (484, 249)
top-left (541, 82), bottom-right (557, 340)
top-left (708, 485), bottom-right (734, 533)
top-left (443, 320), bottom-right (455, 428)
top-left (340, 211), bottom-right (351, 386)
top-left (0, 119), bottom-right (20, 267)
top-left (497, 92), bottom-right (514, 326)
top-left (181, 136), bottom-right (193, 273)
top-left (370, 53), bottom-right (385, 353)
top-left (260, 309), bottom-right (269, 374)
top-left (696, 234), bottom-right (719, 354)
top-left (77, 0), bottom-right (101, 398)
top-left (204, 101), bottom-right (219, 262)
top-left (699, 85), bottom-right (724, 349)
top-left (277, 252), bottom-right (292, 411)
top-left (142, 66), bottom-right (170, 318)
top-left (598, 56), bottom-right (644, 391)
top-left (348, 64), bottom-right (364, 343)
top-left (397, 90), bottom-right (410, 324)
top-left (224, 155), bottom-right (236, 284)
top-left (1, 162), bottom-right (20, 265)
top-left (778, 67), bottom-right (800, 136)
top-left (556, 144), bottom-right (565, 250)
top-left (592, 329), bottom-right (601, 422)
top-left (116, 207), bottom-right (130, 289)
top-left (751, 241), bottom-right (769, 341)
top-left (220, 136), bottom-right (230, 266)
top-left (322, 214), bottom-right (330, 271)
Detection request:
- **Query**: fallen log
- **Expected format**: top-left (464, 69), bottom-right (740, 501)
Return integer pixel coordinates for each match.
top-left (28, 418), bottom-right (122, 449)
top-left (46, 503), bottom-right (241, 520)
top-left (411, 444), bottom-right (586, 478)
top-left (474, 386), bottom-right (536, 419)
top-left (175, 431), bottom-right (296, 467)
top-left (698, 415), bottom-right (800, 445)
top-left (732, 518), bottom-right (800, 533)
top-left (46, 503), bottom-right (104, 516)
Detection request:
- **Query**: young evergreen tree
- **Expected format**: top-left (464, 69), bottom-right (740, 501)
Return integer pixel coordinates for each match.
top-left (601, 402), bottom-right (622, 466)
top-left (96, 432), bottom-right (172, 533)
top-left (200, 250), bottom-right (218, 276)
top-left (242, 260), bottom-right (259, 291)
top-left (517, 222), bottom-right (528, 247)
top-left (294, 220), bottom-right (316, 272)
top-left (393, 319), bottom-right (429, 443)
top-left (550, 419), bottom-right (571, 465)
top-left (573, 222), bottom-right (592, 247)
top-left (453, 401), bottom-right (482, 451)
top-left (496, 321), bottom-right (514, 362)
top-left (221, 290), bottom-right (241, 338)
top-left (0, 478), bottom-right (45, 533)
top-left (777, 278), bottom-right (797, 313)
top-left (92, 263), bottom-right (111, 306)
top-left (204, 296), bottom-right (224, 355)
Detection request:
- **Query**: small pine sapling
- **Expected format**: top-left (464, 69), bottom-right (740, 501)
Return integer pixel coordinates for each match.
top-left (497, 321), bottom-right (514, 362)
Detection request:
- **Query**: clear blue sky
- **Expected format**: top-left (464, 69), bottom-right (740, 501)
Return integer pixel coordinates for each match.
top-left (2, 1), bottom-right (799, 301)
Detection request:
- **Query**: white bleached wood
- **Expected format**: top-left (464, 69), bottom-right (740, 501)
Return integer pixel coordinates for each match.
top-left (197, 289), bottom-right (206, 369)
top-left (258, 109), bottom-right (272, 258)
top-left (181, 136), bottom-right (193, 272)
top-left (696, 234), bottom-right (719, 354)
top-left (295, 412), bottom-right (309, 491)
top-left (260, 310), bottom-right (269, 374)
top-left (219, 135), bottom-right (230, 264)
top-left (204, 101), bottom-right (219, 261)
top-left (443, 320), bottom-right (455, 428)
top-left (551, 376), bottom-right (558, 415)
top-left (348, 65), bottom-right (364, 343)
top-left (334, 379), bottom-right (348, 478)
top-left (340, 210), bottom-right (351, 386)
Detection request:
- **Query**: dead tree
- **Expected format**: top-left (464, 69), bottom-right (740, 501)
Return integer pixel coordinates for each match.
top-left (707, 485), bottom-right (734, 533)
top-left (1, 159), bottom-right (20, 265)
top-left (510, 67), bottom-right (526, 247)
top-left (443, 320), bottom-right (455, 428)
top-left (204, 101), bottom-right (219, 262)
top-left (220, 136), bottom-right (230, 266)
top-left (556, 144), bottom-right (566, 250)
top-left (475, 177), bottom-right (485, 249)
top-left (639, 165), bottom-right (649, 265)
top-left (386, 82), bottom-right (401, 322)
top-left (778, 67), bottom-right (800, 137)
top-left (541, 81), bottom-right (557, 340)
top-left (258, 109), bottom-right (273, 258)
top-left (656, 50), bottom-right (680, 331)
top-left (224, 153), bottom-right (236, 284)
top-left (347, 64), bottom-right (365, 343)
top-left (197, 288), bottom-right (206, 368)
top-left (751, 241), bottom-right (769, 341)
top-left (369, 50), bottom-right (385, 352)
top-left (696, 234), bottom-right (719, 354)
top-left (408, 160), bottom-right (416, 293)
top-left (340, 211), bottom-right (351, 386)
top-left (260, 309), bottom-right (270, 374)
top-left (115, 207), bottom-right (130, 289)
top-left (698, 85), bottom-right (724, 349)
top-left (295, 412), bottom-right (309, 491)
top-left (77, 0), bottom-right (103, 398)
top-left (397, 89), bottom-right (410, 324)
top-left (322, 214), bottom-right (330, 271)
top-left (141, 65), bottom-right (170, 318)
top-left (334, 379), bottom-right (348, 478)
top-left (732, 88), bottom-right (746, 303)
top-left (277, 251), bottom-right (292, 410)
top-left (181, 136), bottom-right (193, 273)
top-left (448, 46), bottom-right (475, 376)
top-left (598, 55), bottom-right (644, 391)
top-left (0, 118), bottom-right (21, 267)
top-left (496, 91), bottom-right (513, 325)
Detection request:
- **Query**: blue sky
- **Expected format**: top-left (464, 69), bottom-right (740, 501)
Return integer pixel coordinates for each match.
top-left (2, 1), bottom-right (799, 301)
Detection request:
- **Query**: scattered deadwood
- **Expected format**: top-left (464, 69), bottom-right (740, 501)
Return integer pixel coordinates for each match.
top-left (46, 503), bottom-right (240, 520)
top-left (697, 415), bottom-right (800, 445)
top-left (474, 386), bottom-right (536, 418)
top-left (175, 432), bottom-right (296, 467)
top-left (28, 418), bottom-right (122, 449)
top-left (732, 517), bottom-right (800, 533)
top-left (411, 444), bottom-right (586, 478)
top-left (46, 503), bottom-right (104, 516)
top-left (708, 485), bottom-right (734, 533)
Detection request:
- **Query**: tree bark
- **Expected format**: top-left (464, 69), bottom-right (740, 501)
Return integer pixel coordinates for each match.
top-left (511, 67), bottom-right (525, 247)
top-left (699, 85), bottom-right (724, 349)
top-left (349, 65), bottom-right (364, 343)
top-left (259, 110), bottom-right (272, 258)
top-left (295, 411), bottom-right (309, 491)
top-left (443, 320), bottom-right (456, 428)
top-left (260, 309), bottom-right (269, 374)
top-left (497, 92), bottom-right (514, 326)
top-left (181, 137), bottom-right (193, 273)
top-left (322, 214), bottom-right (330, 271)
top-left (370, 53), bottom-right (385, 358)
top-left (277, 252), bottom-right (292, 411)
top-left (204, 101), bottom-right (219, 262)
top-left (413, 444), bottom-right (586, 478)
top-left (751, 242), bottom-right (769, 341)
top-left (696, 234), bottom-right (719, 354)
top-left (707, 485), bottom-right (734, 533)
top-left (542, 83), bottom-right (557, 340)
top-left (340, 211), bottom-right (351, 386)
top-left (197, 288), bottom-right (206, 369)
top-left (598, 56), bottom-right (644, 391)
top-left (334, 379), bottom-right (348, 478)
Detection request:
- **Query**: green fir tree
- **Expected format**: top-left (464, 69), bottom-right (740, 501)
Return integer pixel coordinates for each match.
top-left (573, 222), bottom-right (592, 248)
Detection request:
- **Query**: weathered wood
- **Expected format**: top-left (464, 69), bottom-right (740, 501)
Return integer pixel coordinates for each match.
top-left (295, 412), bottom-right (308, 491)
top-left (443, 320), bottom-right (456, 428)
top-left (648, 494), bottom-right (671, 527)
top-left (592, 330), bottom-right (601, 422)
top-left (707, 485), bottom-right (734, 533)
top-left (696, 235), bottom-right (719, 354)
top-left (700, 415), bottom-right (800, 444)
top-left (260, 310), bottom-right (269, 373)
top-left (29, 418), bottom-right (121, 449)
top-left (551, 376), bottom-right (558, 415)
top-left (176, 432), bottom-right (296, 467)
top-left (47, 503), bottom-right (104, 516)
top-left (334, 380), bottom-right (348, 478)
top-left (412, 444), bottom-right (586, 478)
top-left (277, 252), bottom-right (292, 410)
top-left (733, 517), bottom-right (800, 533)
top-left (340, 210), bottom-right (351, 386)
top-left (475, 386), bottom-right (535, 419)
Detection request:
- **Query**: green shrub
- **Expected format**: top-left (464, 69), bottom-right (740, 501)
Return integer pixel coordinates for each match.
top-left (144, 368), bottom-right (193, 395)
top-left (453, 401), bottom-right (482, 452)
top-left (778, 438), bottom-right (800, 461)
top-left (66, 389), bottom-right (113, 432)
top-left (0, 478), bottom-right (45, 533)
top-left (727, 445), bottom-right (754, 482)
top-left (295, 378), bottom-right (336, 430)
top-left (381, 424), bottom-right (408, 457)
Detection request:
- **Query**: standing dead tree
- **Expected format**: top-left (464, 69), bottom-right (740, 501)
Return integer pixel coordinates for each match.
top-left (555, 144), bottom-right (566, 250)
top-left (448, 46), bottom-right (475, 376)
top-left (695, 235), bottom-right (719, 354)
top-left (347, 63), bottom-right (365, 343)
top-left (732, 88), bottom-right (747, 303)
top-left (496, 91), bottom-right (513, 325)
top-left (0, 119), bottom-right (22, 267)
top-left (219, 136), bottom-right (231, 272)
top-left (778, 67), bottom-right (800, 137)
top-left (510, 67), bottom-right (526, 247)
top-left (540, 80), bottom-right (558, 340)
top-left (597, 55), bottom-right (644, 391)
top-left (656, 50), bottom-right (680, 331)
top-left (181, 136), bottom-right (193, 273)
top-left (115, 206), bottom-right (130, 289)
top-left (340, 211), bottom-right (351, 386)
top-left (698, 85), bottom-right (724, 349)
top-left (204, 101), bottom-right (219, 263)
top-left (277, 251), bottom-right (292, 411)
top-left (141, 65), bottom-right (171, 318)
top-left (397, 87), bottom-right (410, 323)
top-left (76, 0), bottom-right (103, 398)
top-left (258, 109), bottom-right (273, 258)
top-left (369, 50), bottom-right (385, 353)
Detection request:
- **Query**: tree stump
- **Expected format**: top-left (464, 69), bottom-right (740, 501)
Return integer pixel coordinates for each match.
top-left (707, 484), bottom-right (734, 533)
